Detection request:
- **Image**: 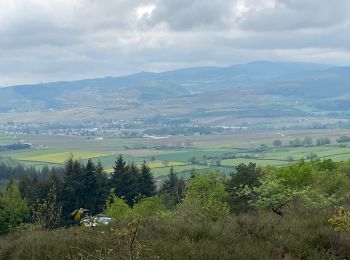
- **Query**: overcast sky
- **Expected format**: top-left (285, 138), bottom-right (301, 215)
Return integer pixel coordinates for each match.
top-left (0, 0), bottom-right (350, 85)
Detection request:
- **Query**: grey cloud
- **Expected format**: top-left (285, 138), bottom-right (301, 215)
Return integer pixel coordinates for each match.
top-left (218, 24), bottom-right (350, 51)
top-left (145, 0), bottom-right (236, 30)
top-left (0, 0), bottom-right (349, 85)
top-left (239, 0), bottom-right (350, 31)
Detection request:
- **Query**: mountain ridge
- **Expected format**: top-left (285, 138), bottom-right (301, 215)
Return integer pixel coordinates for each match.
top-left (0, 61), bottom-right (348, 113)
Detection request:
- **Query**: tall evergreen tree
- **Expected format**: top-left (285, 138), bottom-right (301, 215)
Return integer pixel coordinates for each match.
top-left (110, 155), bottom-right (127, 196)
top-left (62, 157), bottom-right (85, 214)
top-left (160, 166), bottom-right (185, 206)
top-left (123, 162), bottom-right (142, 206)
top-left (160, 166), bottom-right (178, 194)
top-left (84, 159), bottom-right (98, 214)
top-left (95, 160), bottom-right (109, 213)
top-left (139, 161), bottom-right (156, 198)
top-left (110, 155), bottom-right (141, 206)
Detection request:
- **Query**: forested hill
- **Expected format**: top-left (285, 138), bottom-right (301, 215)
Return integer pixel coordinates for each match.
top-left (1, 61), bottom-right (348, 112)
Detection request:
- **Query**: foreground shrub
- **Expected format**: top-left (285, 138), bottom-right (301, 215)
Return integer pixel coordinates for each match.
top-left (0, 181), bottom-right (29, 235)
top-left (104, 194), bottom-right (169, 220)
top-left (131, 196), bottom-right (170, 218)
top-left (2, 207), bottom-right (350, 260)
top-left (177, 172), bottom-right (229, 221)
top-left (104, 193), bottom-right (131, 220)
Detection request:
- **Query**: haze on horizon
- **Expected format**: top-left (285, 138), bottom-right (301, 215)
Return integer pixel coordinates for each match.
top-left (0, 0), bottom-right (350, 85)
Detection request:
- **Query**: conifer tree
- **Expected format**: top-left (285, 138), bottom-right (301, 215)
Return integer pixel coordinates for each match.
top-left (84, 159), bottom-right (98, 214)
top-left (139, 161), bottom-right (156, 198)
top-left (62, 157), bottom-right (85, 214)
top-left (95, 160), bottom-right (108, 213)
top-left (110, 155), bottom-right (141, 206)
top-left (160, 166), bottom-right (178, 194)
top-left (123, 162), bottom-right (142, 206)
top-left (110, 155), bottom-right (127, 197)
top-left (160, 166), bottom-right (185, 206)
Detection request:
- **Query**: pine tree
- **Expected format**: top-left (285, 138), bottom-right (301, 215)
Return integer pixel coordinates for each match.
top-left (62, 157), bottom-right (85, 215)
top-left (124, 162), bottom-right (142, 206)
top-left (110, 156), bottom-right (141, 206)
top-left (160, 166), bottom-right (185, 207)
top-left (84, 159), bottom-right (98, 214)
top-left (110, 155), bottom-right (127, 196)
top-left (95, 160), bottom-right (108, 213)
top-left (139, 161), bottom-right (156, 198)
top-left (160, 166), bottom-right (178, 194)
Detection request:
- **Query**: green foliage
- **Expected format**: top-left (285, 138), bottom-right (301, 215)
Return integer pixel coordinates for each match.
top-left (178, 172), bottom-right (229, 221)
top-left (241, 176), bottom-right (300, 215)
top-left (0, 181), bottom-right (30, 235)
top-left (242, 160), bottom-right (342, 215)
top-left (139, 161), bottom-right (156, 198)
top-left (311, 170), bottom-right (350, 198)
top-left (104, 192), bottom-right (169, 220)
top-left (32, 186), bottom-right (62, 230)
top-left (273, 159), bottom-right (314, 188)
top-left (2, 207), bottom-right (349, 260)
top-left (132, 196), bottom-right (169, 218)
top-left (62, 157), bottom-right (108, 216)
top-left (111, 156), bottom-right (156, 206)
top-left (225, 163), bottom-right (261, 213)
top-left (160, 166), bottom-right (186, 207)
top-left (104, 191), bottom-right (131, 220)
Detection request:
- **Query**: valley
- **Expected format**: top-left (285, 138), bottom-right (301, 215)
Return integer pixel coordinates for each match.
top-left (2, 128), bottom-right (350, 179)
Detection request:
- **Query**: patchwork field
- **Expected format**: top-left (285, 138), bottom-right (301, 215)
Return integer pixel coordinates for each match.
top-left (1, 129), bottom-right (350, 179)
top-left (22, 151), bottom-right (109, 164)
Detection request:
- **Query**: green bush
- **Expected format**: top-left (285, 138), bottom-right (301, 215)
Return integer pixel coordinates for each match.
top-left (0, 181), bottom-right (29, 235)
top-left (177, 172), bottom-right (229, 221)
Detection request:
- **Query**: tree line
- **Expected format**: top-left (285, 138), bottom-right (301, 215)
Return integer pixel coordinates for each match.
top-left (0, 155), bottom-right (187, 234)
top-left (2, 155), bottom-right (350, 236)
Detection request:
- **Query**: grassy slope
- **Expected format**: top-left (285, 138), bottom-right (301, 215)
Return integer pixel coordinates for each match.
top-left (1, 207), bottom-right (349, 260)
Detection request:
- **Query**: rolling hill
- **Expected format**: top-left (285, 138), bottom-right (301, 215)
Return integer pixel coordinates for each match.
top-left (0, 61), bottom-right (349, 125)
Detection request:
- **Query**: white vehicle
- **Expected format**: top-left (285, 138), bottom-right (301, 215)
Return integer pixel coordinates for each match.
top-left (80, 216), bottom-right (112, 227)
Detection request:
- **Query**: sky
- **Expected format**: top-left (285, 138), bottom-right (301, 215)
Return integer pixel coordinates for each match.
top-left (0, 0), bottom-right (350, 85)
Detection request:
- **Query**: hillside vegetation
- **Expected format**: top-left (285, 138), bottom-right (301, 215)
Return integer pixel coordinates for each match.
top-left (0, 62), bottom-right (349, 126)
top-left (1, 156), bottom-right (350, 259)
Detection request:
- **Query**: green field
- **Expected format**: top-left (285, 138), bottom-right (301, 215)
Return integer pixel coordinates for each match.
top-left (0, 134), bottom-right (18, 145)
top-left (2, 130), bottom-right (350, 178)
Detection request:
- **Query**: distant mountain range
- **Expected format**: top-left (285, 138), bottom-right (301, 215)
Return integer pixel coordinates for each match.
top-left (0, 61), bottom-right (349, 114)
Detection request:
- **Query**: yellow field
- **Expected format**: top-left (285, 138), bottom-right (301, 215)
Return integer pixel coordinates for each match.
top-left (148, 161), bottom-right (187, 168)
top-left (104, 161), bottom-right (187, 174)
top-left (22, 152), bottom-right (108, 164)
